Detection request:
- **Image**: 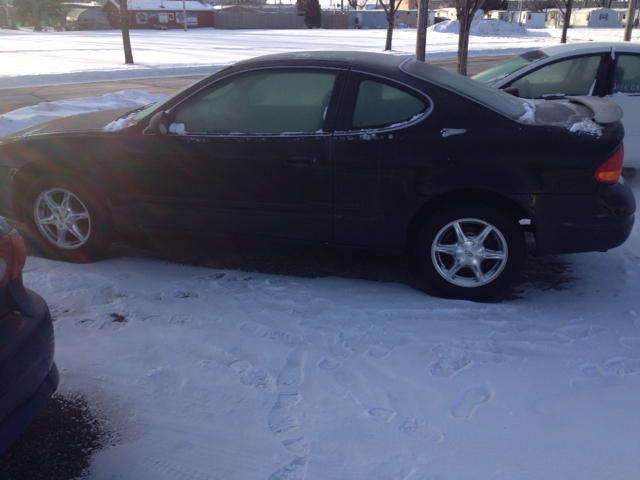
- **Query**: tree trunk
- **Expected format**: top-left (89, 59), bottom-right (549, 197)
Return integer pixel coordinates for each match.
top-left (415, 0), bottom-right (429, 61)
top-left (384, 10), bottom-right (394, 50)
top-left (30, 0), bottom-right (42, 31)
top-left (457, 14), bottom-right (471, 75)
top-left (560, 0), bottom-right (572, 43)
top-left (119, 0), bottom-right (134, 64)
top-left (623, 0), bottom-right (636, 41)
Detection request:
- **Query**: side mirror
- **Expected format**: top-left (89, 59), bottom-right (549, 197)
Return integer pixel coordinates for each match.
top-left (502, 86), bottom-right (520, 97)
top-left (144, 111), bottom-right (169, 136)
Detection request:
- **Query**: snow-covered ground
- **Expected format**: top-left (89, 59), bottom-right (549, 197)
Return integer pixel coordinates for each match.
top-left (2, 24), bottom-right (640, 479)
top-left (1, 22), bottom-right (638, 89)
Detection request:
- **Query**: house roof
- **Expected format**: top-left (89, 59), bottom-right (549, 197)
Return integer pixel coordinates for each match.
top-left (107, 0), bottom-right (214, 11)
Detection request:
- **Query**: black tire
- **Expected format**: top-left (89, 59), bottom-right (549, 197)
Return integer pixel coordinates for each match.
top-left (415, 203), bottom-right (525, 301)
top-left (23, 177), bottom-right (112, 262)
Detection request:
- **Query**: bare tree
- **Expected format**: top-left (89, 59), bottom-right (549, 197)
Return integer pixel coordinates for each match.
top-left (119, 0), bottom-right (134, 64)
top-left (623, 0), bottom-right (636, 41)
top-left (523, 0), bottom-right (556, 12)
top-left (454, 0), bottom-right (485, 75)
top-left (554, 0), bottom-right (573, 44)
top-left (378, 0), bottom-right (401, 51)
top-left (347, 0), bottom-right (369, 9)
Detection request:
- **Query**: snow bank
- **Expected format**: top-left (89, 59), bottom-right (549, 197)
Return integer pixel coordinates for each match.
top-left (431, 19), bottom-right (550, 37)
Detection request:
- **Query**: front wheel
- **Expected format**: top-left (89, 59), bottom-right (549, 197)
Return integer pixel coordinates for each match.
top-left (415, 203), bottom-right (525, 301)
top-left (24, 177), bottom-right (112, 262)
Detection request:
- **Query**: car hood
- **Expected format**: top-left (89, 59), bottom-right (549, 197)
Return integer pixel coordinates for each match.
top-left (0, 106), bottom-right (138, 143)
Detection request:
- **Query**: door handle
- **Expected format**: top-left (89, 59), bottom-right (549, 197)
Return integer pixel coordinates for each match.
top-left (286, 155), bottom-right (318, 166)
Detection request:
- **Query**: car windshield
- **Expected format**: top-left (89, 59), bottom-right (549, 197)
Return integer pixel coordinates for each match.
top-left (401, 59), bottom-right (527, 120)
top-left (471, 50), bottom-right (549, 85)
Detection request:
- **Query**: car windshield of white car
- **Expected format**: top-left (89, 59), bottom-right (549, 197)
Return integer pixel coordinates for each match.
top-left (401, 59), bottom-right (527, 120)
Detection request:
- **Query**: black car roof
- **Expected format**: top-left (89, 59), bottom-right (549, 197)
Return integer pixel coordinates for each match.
top-left (231, 51), bottom-right (410, 77)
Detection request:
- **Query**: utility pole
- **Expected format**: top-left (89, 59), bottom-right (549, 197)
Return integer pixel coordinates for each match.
top-left (415, 0), bottom-right (429, 61)
top-left (119, 0), bottom-right (134, 64)
top-left (623, 0), bottom-right (636, 41)
top-left (183, 0), bottom-right (187, 31)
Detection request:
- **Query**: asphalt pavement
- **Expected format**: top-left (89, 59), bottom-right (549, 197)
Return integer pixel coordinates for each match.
top-left (0, 55), bottom-right (514, 115)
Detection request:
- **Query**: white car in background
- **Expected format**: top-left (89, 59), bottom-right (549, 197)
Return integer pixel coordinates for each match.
top-left (472, 42), bottom-right (640, 173)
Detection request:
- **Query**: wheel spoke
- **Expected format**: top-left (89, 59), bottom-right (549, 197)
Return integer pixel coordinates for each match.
top-left (434, 244), bottom-right (457, 256)
top-left (68, 224), bottom-right (87, 243)
top-left (446, 260), bottom-right (464, 279)
top-left (41, 193), bottom-right (60, 213)
top-left (67, 211), bottom-right (89, 222)
top-left (452, 222), bottom-right (468, 244)
top-left (56, 226), bottom-right (68, 245)
top-left (482, 250), bottom-right (506, 261)
top-left (474, 225), bottom-right (494, 246)
top-left (472, 264), bottom-right (486, 283)
top-left (37, 214), bottom-right (58, 226)
top-left (60, 191), bottom-right (71, 211)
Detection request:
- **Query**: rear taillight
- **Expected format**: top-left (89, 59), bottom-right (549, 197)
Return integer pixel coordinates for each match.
top-left (595, 143), bottom-right (624, 184)
top-left (0, 228), bottom-right (26, 287)
top-left (8, 230), bottom-right (26, 279)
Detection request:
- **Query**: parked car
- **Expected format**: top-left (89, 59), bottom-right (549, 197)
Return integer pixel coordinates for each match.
top-left (472, 42), bottom-right (640, 172)
top-left (0, 218), bottom-right (58, 454)
top-left (0, 52), bottom-right (635, 300)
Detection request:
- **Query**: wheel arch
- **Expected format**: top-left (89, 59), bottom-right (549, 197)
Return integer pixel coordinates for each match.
top-left (11, 163), bottom-right (51, 222)
top-left (11, 163), bottom-right (113, 223)
top-left (405, 189), bottom-right (533, 253)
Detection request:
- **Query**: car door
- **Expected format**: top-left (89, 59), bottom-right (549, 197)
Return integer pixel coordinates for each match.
top-left (605, 52), bottom-right (640, 168)
top-left (120, 67), bottom-right (345, 242)
top-left (331, 72), bottom-right (432, 250)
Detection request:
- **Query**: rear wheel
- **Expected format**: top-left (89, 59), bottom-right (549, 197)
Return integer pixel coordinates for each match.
top-left (415, 203), bottom-right (525, 301)
top-left (24, 177), bottom-right (112, 262)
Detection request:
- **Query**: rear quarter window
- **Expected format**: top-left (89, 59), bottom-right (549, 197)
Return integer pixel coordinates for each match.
top-left (401, 59), bottom-right (526, 120)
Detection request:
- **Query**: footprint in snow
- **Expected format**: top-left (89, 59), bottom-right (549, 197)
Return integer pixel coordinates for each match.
top-left (317, 358), bottom-right (340, 371)
top-left (267, 456), bottom-right (307, 480)
top-left (268, 392), bottom-right (301, 436)
top-left (277, 348), bottom-right (307, 387)
top-left (558, 324), bottom-right (606, 340)
top-left (282, 436), bottom-right (310, 456)
top-left (399, 417), bottom-right (443, 443)
top-left (239, 321), bottom-right (302, 345)
top-left (229, 360), bottom-right (273, 390)
top-left (451, 385), bottom-right (494, 419)
top-left (367, 407), bottom-right (396, 423)
top-left (619, 337), bottom-right (640, 348)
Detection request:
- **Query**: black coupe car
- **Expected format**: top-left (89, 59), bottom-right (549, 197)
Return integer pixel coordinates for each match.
top-left (0, 52), bottom-right (635, 300)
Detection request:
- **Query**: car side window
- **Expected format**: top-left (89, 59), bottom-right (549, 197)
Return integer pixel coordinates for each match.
top-left (352, 80), bottom-right (425, 129)
top-left (613, 54), bottom-right (640, 95)
top-left (509, 55), bottom-right (602, 98)
top-left (174, 69), bottom-right (337, 134)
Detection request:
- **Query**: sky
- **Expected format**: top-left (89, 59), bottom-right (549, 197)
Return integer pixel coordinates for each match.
top-left (2, 22), bottom-right (640, 480)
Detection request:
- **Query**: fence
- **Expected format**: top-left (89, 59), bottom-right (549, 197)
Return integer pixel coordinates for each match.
top-left (214, 11), bottom-right (349, 29)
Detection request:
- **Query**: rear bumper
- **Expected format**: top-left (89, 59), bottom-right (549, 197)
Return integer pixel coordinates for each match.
top-left (533, 179), bottom-right (636, 256)
top-left (0, 289), bottom-right (57, 455)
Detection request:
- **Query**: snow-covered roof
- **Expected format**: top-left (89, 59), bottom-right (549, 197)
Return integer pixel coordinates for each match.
top-left (107, 0), bottom-right (214, 11)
